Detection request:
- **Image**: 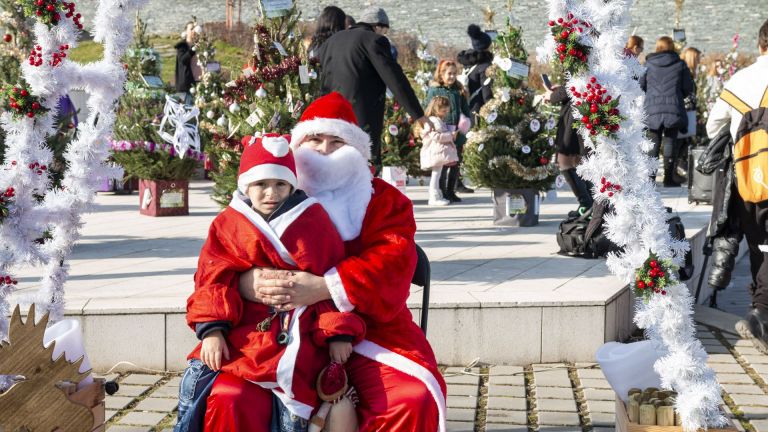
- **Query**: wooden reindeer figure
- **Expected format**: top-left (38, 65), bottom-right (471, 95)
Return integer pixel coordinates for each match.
top-left (0, 305), bottom-right (94, 431)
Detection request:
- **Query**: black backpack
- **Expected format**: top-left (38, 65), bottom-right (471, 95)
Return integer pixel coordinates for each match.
top-left (556, 202), bottom-right (620, 258)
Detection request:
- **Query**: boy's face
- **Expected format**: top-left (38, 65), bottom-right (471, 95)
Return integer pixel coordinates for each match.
top-left (246, 179), bottom-right (292, 216)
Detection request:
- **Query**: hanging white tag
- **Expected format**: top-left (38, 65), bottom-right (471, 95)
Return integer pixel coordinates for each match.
top-left (298, 65), bottom-right (309, 84)
top-left (273, 41), bottom-right (288, 56)
top-left (242, 67), bottom-right (254, 78)
top-left (246, 111), bottom-right (261, 127)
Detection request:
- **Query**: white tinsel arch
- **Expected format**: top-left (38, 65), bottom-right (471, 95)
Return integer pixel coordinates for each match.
top-left (0, 0), bottom-right (147, 347)
top-left (538, 0), bottom-right (726, 429)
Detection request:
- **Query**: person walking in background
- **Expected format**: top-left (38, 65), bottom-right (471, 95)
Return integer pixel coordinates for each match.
top-left (676, 46), bottom-right (702, 180)
top-left (456, 24), bottom-right (494, 193)
top-left (307, 6), bottom-right (347, 59)
top-left (423, 60), bottom-right (472, 202)
top-left (706, 19), bottom-right (768, 353)
top-left (418, 96), bottom-right (460, 206)
top-left (174, 22), bottom-right (198, 105)
top-left (316, 6), bottom-right (428, 175)
top-left (544, 81), bottom-right (593, 217)
top-left (624, 35), bottom-right (644, 59)
top-left (640, 36), bottom-right (694, 187)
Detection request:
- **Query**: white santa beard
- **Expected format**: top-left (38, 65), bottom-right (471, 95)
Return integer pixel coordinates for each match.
top-left (294, 145), bottom-right (374, 241)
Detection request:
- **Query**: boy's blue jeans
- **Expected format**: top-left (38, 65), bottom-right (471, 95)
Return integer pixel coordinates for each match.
top-left (174, 359), bottom-right (308, 432)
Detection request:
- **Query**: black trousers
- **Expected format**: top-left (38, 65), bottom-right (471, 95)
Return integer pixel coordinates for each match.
top-left (734, 193), bottom-right (768, 312)
top-left (647, 127), bottom-right (680, 183)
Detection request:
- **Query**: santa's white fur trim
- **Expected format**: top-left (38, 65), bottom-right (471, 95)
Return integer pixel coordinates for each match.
top-left (228, 192), bottom-right (297, 266)
top-left (269, 197), bottom-right (319, 238)
top-left (237, 164), bottom-right (297, 193)
top-left (324, 267), bottom-right (355, 312)
top-left (275, 305), bottom-right (308, 416)
top-left (290, 118), bottom-right (372, 161)
top-left (354, 340), bottom-right (447, 432)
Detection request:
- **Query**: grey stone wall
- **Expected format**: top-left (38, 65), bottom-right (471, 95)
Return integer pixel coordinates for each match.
top-left (75, 0), bottom-right (765, 55)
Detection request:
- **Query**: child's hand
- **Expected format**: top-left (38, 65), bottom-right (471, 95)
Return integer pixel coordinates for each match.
top-left (201, 330), bottom-right (230, 371)
top-left (329, 341), bottom-right (353, 364)
top-left (452, 131), bottom-right (459, 140)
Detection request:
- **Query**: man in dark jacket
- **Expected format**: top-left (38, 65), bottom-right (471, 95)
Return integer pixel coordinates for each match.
top-left (317, 6), bottom-right (427, 173)
top-left (174, 22), bottom-right (198, 105)
top-left (639, 36), bottom-right (694, 187)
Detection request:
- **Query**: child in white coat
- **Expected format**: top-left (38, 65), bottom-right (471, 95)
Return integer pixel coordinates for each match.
top-left (418, 96), bottom-right (460, 206)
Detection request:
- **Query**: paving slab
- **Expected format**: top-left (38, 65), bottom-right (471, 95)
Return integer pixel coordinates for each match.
top-left (743, 355), bottom-right (768, 365)
top-left (709, 354), bottom-right (740, 364)
top-left (537, 410), bottom-right (581, 426)
top-left (488, 374), bottom-right (525, 386)
top-left (535, 386), bottom-right (574, 399)
top-left (117, 411), bottom-right (167, 426)
top-left (120, 374), bottom-right (164, 386)
top-left (487, 396), bottom-right (527, 411)
top-left (487, 385), bottom-right (525, 398)
top-left (752, 419), bottom-right (768, 432)
top-left (446, 421), bottom-right (475, 432)
top-left (739, 405), bottom-right (768, 419)
top-left (584, 388), bottom-right (617, 401)
top-left (586, 399), bottom-right (616, 413)
top-left (134, 397), bottom-right (181, 412)
top-left (536, 398), bottom-right (577, 412)
top-left (447, 384), bottom-right (478, 397)
top-left (486, 409), bottom-right (528, 424)
top-left (107, 427), bottom-right (151, 432)
top-left (722, 383), bottom-right (766, 395)
top-left (105, 396), bottom-right (135, 410)
top-left (115, 385), bottom-right (151, 397)
top-left (579, 378), bottom-right (612, 389)
top-left (484, 424), bottom-right (528, 431)
top-left (576, 368), bottom-right (607, 379)
top-left (446, 395), bottom-right (478, 409)
top-left (446, 408), bottom-right (475, 422)
top-left (710, 363), bottom-right (747, 373)
top-left (729, 393), bottom-right (768, 407)
top-left (589, 411), bottom-right (617, 427)
top-left (533, 368), bottom-right (571, 388)
top-left (149, 385), bottom-right (180, 399)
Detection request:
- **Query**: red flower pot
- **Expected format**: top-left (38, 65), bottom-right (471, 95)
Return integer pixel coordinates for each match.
top-left (138, 179), bottom-right (189, 216)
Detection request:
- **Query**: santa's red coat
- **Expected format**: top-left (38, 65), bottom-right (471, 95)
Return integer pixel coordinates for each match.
top-left (187, 193), bottom-right (365, 419)
top-left (323, 179), bottom-right (447, 430)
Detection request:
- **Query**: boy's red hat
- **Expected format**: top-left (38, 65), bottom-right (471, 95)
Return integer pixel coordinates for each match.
top-left (238, 133), bottom-right (296, 193)
top-left (289, 92), bottom-right (371, 160)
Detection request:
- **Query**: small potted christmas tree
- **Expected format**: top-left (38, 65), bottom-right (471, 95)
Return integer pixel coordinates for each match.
top-left (463, 17), bottom-right (558, 226)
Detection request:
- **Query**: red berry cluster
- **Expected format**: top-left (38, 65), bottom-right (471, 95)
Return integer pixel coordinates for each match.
top-left (539, 156), bottom-right (550, 165)
top-left (634, 254), bottom-right (670, 301)
top-left (20, 0), bottom-right (82, 29)
top-left (599, 177), bottom-right (622, 197)
top-left (571, 77), bottom-right (624, 137)
top-left (28, 161), bottom-right (48, 175)
top-left (1, 83), bottom-right (48, 119)
top-left (0, 187), bottom-right (15, 220)
top-left (0, 274), bottom-right (19, 286)
top-left (48, 43), bottom-right (70, 67)
top-left (26, 44), bottom-right (67, 67)
top-left (548, 12), bottom-right (592, 75)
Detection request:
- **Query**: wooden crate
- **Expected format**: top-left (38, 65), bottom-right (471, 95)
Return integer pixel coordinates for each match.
top-left (615, 397), bottom-right (738, 432)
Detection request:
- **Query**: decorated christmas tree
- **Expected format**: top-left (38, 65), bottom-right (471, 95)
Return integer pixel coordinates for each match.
top-left (380, 98), bottom-right (420, 175)
top-left (203, 2), bottom-right (320, 207)
top-left (463, 17), bottom-right (558, 191)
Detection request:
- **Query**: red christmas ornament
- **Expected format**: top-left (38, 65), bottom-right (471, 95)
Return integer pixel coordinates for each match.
top-left (3, 34), bottom-right (11, 43)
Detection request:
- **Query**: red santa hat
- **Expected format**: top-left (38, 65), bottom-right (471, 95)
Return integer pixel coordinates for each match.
top-left (290, 92), bottom-right (371, 160)
top-left (237, 133), bottom-right (296, 193)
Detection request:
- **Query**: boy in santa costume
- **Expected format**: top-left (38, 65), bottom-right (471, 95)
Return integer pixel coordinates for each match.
top-left (205, 92), bottom-right (447, 432)
top-left (178, 133), bottom-right (365, 432)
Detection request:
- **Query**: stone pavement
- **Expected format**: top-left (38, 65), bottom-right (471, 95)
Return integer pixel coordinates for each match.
top-left (99, 321), bottom-right (768, 432)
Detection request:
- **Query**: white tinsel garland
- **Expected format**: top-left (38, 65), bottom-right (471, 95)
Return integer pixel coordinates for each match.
top-left (538, 0), bottom-right (726, 430)
top-left (0, 0), bottom-right (147, 353)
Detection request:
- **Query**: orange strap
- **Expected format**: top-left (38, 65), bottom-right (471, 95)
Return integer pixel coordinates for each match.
top-left (720, 89), bottom-right (752, 114)
top-left (762, 86), bottom-right (768, 108)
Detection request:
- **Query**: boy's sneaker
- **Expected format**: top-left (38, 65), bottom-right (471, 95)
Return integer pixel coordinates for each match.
top-left (428, 190), bottom-right (450, 206)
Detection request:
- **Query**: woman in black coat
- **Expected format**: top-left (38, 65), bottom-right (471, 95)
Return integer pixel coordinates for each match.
top-left (640, 36), bottom-right (694, 186)
top-left (457, 24), bottom-right (494, 116)
top-left (307, 6), bottom-right (346, 59)
top-left (545, 84), bottom-right (593, 217)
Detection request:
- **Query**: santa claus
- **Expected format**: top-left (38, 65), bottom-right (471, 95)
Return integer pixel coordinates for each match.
top-left (204, 92), bottom-right (446, 431)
